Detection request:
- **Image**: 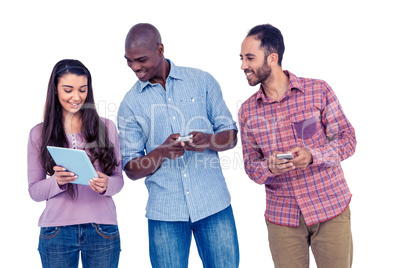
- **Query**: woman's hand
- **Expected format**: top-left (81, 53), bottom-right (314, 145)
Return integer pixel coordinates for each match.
top-left (53, 166), bottom-right (77, 186)
top-left (89, 171), bottom-right (109, 194)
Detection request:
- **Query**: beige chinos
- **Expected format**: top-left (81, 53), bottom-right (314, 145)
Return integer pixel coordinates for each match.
top-left (266, 206), bottom-right (353, 268)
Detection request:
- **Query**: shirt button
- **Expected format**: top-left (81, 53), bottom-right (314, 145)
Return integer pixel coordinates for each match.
top-left (183, 174), bottom-right (187, 178)
top-left (186, 190), bottom-right (190, 195)
top-left (172, 116), bottom-right (176, 120)
top-left (168, 98), bottom-right (171, 102)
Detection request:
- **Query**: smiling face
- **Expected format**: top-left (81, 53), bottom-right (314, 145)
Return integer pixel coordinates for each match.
top-left (125, 43), bottom-right (164, 83)
top-left (240, 36), bottom-right (272, 86)
top-left (57, 74), bottom-right (88, 119)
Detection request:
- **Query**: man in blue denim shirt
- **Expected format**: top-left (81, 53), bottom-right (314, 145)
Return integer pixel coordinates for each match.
top-left (118, 23), bottom-right (239, 267)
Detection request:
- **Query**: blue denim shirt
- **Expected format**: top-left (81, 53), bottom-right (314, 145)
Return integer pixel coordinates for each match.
top-left (118, 60), bottom-right (237, 222)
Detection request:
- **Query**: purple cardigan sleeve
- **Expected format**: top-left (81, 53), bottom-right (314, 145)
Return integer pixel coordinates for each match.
top-left (27, 124), bottom-right (66, 202)
top-left (102, 119), bottom-right (124, 196)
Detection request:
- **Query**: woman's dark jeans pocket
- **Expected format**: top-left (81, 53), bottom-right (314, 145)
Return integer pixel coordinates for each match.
top-left (95, 224), bottom-right (120, 240)
top-left (39, 227), bottom-right (61, 239)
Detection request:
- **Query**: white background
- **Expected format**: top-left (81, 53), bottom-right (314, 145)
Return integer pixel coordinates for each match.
top-left (1, 0), bottom-right (401, 267)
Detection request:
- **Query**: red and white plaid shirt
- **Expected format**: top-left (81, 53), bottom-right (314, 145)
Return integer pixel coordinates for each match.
top-left (239, 71), bottom-right (356, 227)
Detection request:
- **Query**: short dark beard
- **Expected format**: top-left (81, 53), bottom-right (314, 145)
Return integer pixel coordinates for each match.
top-left (255, 57), bottom-right (271, 85)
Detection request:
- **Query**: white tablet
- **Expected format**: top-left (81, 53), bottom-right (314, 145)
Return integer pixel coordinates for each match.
top-left (46, 146), bottom-right (98, 186)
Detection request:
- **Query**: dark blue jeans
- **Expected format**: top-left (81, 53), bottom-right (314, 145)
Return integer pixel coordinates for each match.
top-left (38, 223), bottom-right (120, 268)
top-left (148, 205), bottom-right (240, 268)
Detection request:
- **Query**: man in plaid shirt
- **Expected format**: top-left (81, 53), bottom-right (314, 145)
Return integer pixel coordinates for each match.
top-left (239, 24), bottom-right (356, 267)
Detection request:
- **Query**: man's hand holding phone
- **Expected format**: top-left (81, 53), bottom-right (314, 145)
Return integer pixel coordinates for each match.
top-left (268, 147), bottom-right (313, 175)
top-left (288, 147), bottom-right (313, 170)
top-left (268, 151), bottom-right (295, 176)
top-left (179, 132), bottom-right (211, 152)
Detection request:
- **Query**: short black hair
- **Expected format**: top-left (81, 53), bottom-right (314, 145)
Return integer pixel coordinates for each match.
top-left (247, 24), bottom-right (285, 66)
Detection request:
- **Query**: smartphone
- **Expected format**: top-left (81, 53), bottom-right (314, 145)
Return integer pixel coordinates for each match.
top-left (176, 134), bottom-right (193, 142)
top-left (276, 153), bottom-right (294, 160)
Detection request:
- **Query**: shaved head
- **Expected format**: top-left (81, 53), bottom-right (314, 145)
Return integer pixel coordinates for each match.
top-left (125, 23), bottom-right (162, 51)
top-left (124, 23), bottom-right (169, 86)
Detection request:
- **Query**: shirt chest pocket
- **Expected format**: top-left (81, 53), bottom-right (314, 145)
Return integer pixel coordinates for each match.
top-left (290, 108), bottom-right (321, 141)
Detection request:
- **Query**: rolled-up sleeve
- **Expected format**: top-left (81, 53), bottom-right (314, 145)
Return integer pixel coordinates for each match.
top-left (205, 72), bottom-right (238, 134)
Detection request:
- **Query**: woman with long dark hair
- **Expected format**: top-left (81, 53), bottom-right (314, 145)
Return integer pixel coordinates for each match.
top-left (28, 59), bottom-right (124, 268)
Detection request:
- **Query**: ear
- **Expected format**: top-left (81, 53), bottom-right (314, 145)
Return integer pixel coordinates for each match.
top-left (267, 53), bottom-right (279, 66)
top-left (157, 43), bottom-right (164, 56)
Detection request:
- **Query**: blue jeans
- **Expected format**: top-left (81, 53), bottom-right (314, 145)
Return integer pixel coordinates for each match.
top-left (148, 205), bottom-right (239, 268)
top-left (38, 223), bottom-right (120, 268)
